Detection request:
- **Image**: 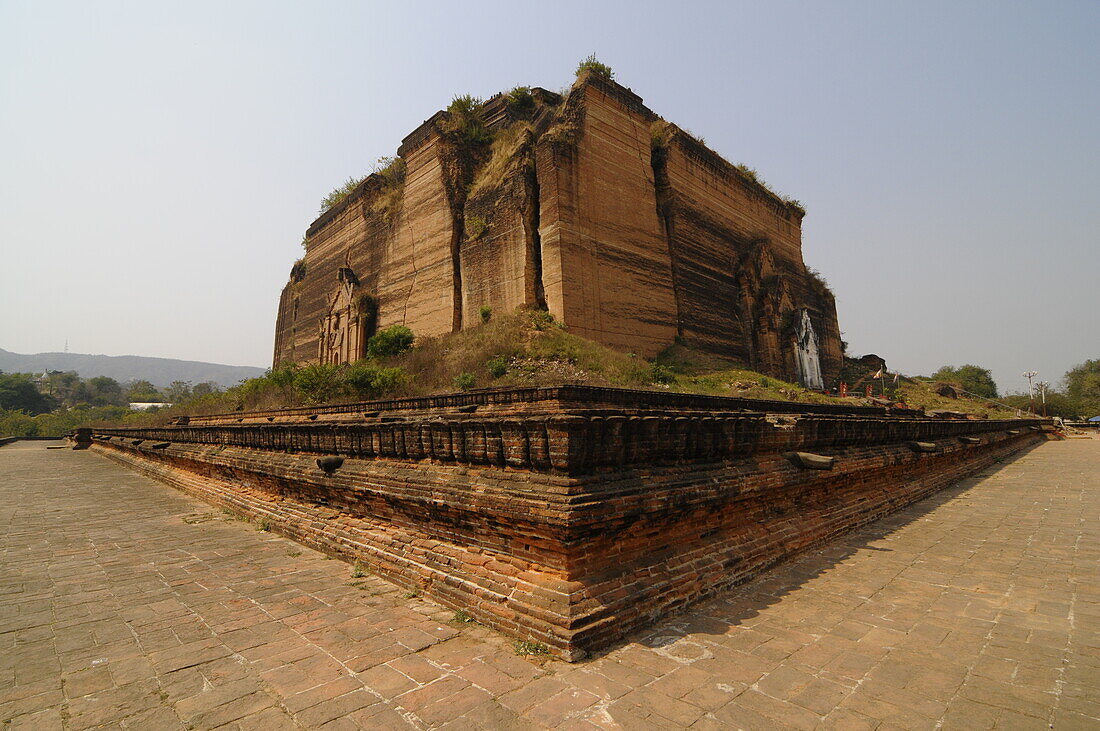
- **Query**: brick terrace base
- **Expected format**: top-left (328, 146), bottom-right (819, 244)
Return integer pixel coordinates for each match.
top-left (90, 386), bottom-right (1050, 659)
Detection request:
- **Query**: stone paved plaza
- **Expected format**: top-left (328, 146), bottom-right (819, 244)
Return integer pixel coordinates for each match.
top-left (1, 439), bottom-right (1098, 729)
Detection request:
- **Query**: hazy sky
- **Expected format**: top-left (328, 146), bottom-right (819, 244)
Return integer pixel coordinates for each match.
top-left (1, 1), bottom-right (1096, 394)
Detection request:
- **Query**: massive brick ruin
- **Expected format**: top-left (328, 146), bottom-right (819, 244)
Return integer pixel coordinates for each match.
top-left (87, 69), bottom-right (1056, 662)
top-left (274, 71), bottom-right (842, 388)
top-left (89, 389), bottom-right (1050, 659)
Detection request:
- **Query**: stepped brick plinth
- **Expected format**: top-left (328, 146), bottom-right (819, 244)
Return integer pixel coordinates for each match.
top-left (91, 386), bottom-right (1048, 659)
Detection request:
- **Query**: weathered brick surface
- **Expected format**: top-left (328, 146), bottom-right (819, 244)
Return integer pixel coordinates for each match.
top-left (274, 73), bottom-right (844, 384)
top-left (90, 388), bottom-right (1046, 659)
top-left (3, 439), bottom-right (1096, 728)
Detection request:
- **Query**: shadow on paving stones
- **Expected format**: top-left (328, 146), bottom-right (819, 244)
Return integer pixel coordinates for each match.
top-left (577, 442), bottom-right (1043, 663)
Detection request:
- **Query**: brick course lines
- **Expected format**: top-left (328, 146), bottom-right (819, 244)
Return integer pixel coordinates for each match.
top-left (87, 389), bottom-right (1048, 659)
top-left (2, 438), bottom-right (1097, 728)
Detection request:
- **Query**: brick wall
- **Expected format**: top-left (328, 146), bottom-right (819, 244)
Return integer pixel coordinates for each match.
top-left (91, 387), bottom-right (1048, 659)
top-left (274, 74), bottom-right (845, 385)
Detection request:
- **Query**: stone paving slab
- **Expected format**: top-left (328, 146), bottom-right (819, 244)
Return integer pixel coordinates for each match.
top-left (1, 438), bottom-right (1098, 729)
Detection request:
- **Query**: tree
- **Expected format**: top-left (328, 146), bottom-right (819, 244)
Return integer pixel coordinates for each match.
top-left (0, 373), bottom-right (55, 414)
top-left (576, 54), bottom-right (614, 80)
top-left (931, 364), bottom-right (998, 399)
top-left (367, 326), bottom-right (415, 358)
top-left (1064, 359), bottom-right (1100, 417)
top-left (45, 371), bottom-right (81, 403)
top-left (191, 382), bottom-right (221, 398)
top-left (1002, 390), bottom-right (1077, 418)
top-left (164, 381), bottom-right (193, 403)
top-left (73, 376), bottom-right (125, 407)
top-left (126, 379), bottom-right (162, 402)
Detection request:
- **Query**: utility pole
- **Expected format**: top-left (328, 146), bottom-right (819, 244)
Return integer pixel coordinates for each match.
top-left (1037, 381), bottom-right (1049, 417)
top-left (1022, 370), bottom-right (1039, 413)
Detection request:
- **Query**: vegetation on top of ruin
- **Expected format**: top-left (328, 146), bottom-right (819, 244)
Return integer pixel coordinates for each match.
top-left (650, 120), bottom-right (671, 150)
top-left (443, 95), bottom-right (492, 146)
top-left (804, 267), bottom-right (834, 302)
top-left (649, 122), bottom-right (806, 217)
top-left (318, 175), bottom-right (365, 214)
top-left (316, 156), bottom-right (406, 219)
top-left (370, 155), bottom-right (406, 222)
top-left (467, 122), bottom-right (532, 196)
top-left (505, 86), bottom-right (536, 114)
top-left (576, 54), bottom-right (614, 80)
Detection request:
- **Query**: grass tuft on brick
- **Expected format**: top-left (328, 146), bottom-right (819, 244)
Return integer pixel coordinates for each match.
top-left (513, 640), bottom-right (550, 657)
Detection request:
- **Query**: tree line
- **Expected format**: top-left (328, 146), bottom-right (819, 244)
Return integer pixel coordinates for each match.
top-left (928, 361), bottom-right (1100, 418)
top-left (0, 370), bottom-right (223, 437)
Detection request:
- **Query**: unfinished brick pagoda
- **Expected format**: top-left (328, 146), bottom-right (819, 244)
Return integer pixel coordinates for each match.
top-left (89, 69), bottom-right (1052, 663)
top-left (274, 71), bottom-right (842, 388)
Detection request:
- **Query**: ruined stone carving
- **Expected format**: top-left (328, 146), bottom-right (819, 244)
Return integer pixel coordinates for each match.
top-left (318, 263), bottom-right (368, 365)
top-left (793, 309), bottom-right (824, 390)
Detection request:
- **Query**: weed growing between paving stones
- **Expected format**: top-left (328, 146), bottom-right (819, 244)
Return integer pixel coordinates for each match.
top-left (513, 640), bottom-right (550, 656)
top-left (258, 518), bottom-right (271, 532)
top-left (286, 549), bottom-right (301, 557)
top-left (351, 560), bottom-right (368, 578)
top-left (402, 590), bottom-right (419, 599)
top-left (452, 610), bottom-right (474, 624)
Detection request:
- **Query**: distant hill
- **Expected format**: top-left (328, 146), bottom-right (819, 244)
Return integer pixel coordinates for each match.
top-left (0, 347), bottom-right (266, 388)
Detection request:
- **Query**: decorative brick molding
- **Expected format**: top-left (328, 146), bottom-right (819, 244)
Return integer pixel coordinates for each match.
top-left (91, 387), bottom-right (1048, 659)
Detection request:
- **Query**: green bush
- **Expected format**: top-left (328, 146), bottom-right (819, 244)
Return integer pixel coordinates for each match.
top-left (0, 405), bottom-right (131, 437)
top-left (345, 362), bottom-right (408, 397)
top-left (651, 365), bottom-right (676, 385)
top-left (576, 54), bottom-right (613, 80)
top-left (506, 86), bottom-right (535, 112)
top-left (319, 176), bottom-right (364, 214)
top-left (367, 325), bottom-right (415, 358)
top-left (445, 95), bottom-right (491, 145)
top-left (293, 364), bottom-right (344, 403)
top-left (528, 309), bottom-right (557, 331)
top-left (486, 355), bottom-right (508, 379)
top-left (467, 215), bottom-right (488, 239)
top-left (453, 372), bottom-right (476, 391)
top-left (479, 305), bottom-right (492, 323)
top-left (0, 409), bottom-right (39, 436)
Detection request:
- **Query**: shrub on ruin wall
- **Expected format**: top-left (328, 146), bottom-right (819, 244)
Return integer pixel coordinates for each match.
top-left (805, 267), bottom-right (834, 302)
top-left (444, 95), bottom-right (492, 146)
top-left (506, 86), bottom-right (535, 113)
top-left (576, 54), bottom-right (613, 80)
top-left (319, 176), bottom-right (364, 214)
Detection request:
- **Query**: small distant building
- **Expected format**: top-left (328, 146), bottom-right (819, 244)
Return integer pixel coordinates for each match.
top-left (128, 402), bottom-right (171, 411)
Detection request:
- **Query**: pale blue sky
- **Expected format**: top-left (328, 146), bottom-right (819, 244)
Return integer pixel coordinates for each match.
top-left (1, 1), bottom-right (1096, 394)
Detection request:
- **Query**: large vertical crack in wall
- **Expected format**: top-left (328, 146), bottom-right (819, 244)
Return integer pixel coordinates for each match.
top-left (449, 204), bottom-right (465, 332)
top-left (523, 144), bottom-right (547, 309)
top-left (650, 137), bottom-right (684, 339)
